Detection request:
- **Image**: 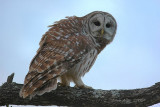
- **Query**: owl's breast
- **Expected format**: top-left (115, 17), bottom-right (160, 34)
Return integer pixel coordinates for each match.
top-left (69, 48), bottom-right (98, 77)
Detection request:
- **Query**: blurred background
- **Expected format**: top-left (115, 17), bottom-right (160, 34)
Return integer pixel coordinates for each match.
top-left (0, 0), bottom-right (160, 107)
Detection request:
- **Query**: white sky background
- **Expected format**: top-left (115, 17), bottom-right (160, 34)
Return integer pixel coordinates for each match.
top-left (0, 0), bottom-right (160, 107)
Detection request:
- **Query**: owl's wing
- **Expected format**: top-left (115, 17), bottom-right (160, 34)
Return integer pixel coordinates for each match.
top-left (20, 33), bottom-right (92, 98)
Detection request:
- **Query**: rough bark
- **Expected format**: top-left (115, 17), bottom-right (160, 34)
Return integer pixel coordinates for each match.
top-left (0, 80), bottom-right (160, 107)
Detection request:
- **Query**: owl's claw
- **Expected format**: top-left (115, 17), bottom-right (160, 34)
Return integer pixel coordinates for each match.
top-left (57, 82), bottom-right (63, 86)
top-left (58, 82), bottom-right (70, 87)
top-left (74, 85), bottom-right (93, 89)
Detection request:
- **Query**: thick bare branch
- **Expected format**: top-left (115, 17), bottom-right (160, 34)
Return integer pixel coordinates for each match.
top-left (0, 81), bottom-right (160, 107)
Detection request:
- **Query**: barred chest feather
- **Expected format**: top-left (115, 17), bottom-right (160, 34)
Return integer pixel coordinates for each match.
top-left (68, 48), bottom-right (98, 78)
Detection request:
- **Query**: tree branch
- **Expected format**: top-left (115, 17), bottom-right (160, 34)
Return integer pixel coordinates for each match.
top-left (0, 75), bottom-right (160, 107)
top-left (7, 73), bottom-right (14, 83)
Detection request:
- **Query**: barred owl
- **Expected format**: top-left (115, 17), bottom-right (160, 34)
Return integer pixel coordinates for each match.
top-left (20, 11), bottom-right (117, 99)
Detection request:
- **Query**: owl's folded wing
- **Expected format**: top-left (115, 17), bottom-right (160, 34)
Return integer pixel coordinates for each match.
top-left (20, 33), bottom-right (92, 98)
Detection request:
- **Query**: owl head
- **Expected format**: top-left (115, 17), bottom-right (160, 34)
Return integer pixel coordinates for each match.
top-left (84, 11), bottom-right (117, 44)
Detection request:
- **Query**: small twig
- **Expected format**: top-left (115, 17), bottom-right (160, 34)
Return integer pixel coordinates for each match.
top-left (6, 73), bottom-right (14, 107)
top-left (7, 73), bottom-right (14, 83)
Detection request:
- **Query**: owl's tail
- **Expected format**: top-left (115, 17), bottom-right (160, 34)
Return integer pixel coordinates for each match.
top-left (19, 63), bottom-right (67, 99)
top-left (19, 78), bottom-right (57, 99)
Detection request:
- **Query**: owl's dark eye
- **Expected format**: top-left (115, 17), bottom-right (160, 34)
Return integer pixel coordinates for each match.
top-left (106, 23), bottom-right (112, 28)
top-left (93, 21), bottom-right (101, 26)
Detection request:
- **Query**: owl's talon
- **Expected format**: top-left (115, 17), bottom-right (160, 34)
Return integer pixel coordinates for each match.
top-left (74, 85), bottom-right (93, 89)
top-left (83, 85), bottom-right (93, 89)
top-left (58, 82), bottom-right (70, 87)
top-left (57, 82), bottom-right (63, 86)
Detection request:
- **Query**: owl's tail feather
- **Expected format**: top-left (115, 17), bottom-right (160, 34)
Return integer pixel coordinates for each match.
top-left (29, 79), bottom-right (57, 99)
top-left (19, 64), bottom-right (67, 99)
top-left (19, 78), bottom-right (57, 99)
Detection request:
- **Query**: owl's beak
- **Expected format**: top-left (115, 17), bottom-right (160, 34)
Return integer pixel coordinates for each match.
top-left (100, 29), bottom-right (104, 36)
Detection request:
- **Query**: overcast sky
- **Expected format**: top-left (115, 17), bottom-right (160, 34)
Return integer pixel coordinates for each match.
top-left (0, 0), bottom-right (160, 107)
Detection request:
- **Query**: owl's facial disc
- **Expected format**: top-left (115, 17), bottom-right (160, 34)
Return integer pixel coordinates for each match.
top-left (89, 13), bottom-right (117, 43)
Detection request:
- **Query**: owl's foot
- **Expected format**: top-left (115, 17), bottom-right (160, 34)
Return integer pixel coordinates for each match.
top-left (60, 75), bottom-right (70, 87)
top-left (74, 84), bottom-right (93, 89)
top-left (73, 77), bottom-right (93, 89)
top-left (58, 82), bottom-right (70, 87)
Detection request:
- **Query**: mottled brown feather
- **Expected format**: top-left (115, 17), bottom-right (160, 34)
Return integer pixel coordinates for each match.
top-left (20, 16), bottom-right (94, 98)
